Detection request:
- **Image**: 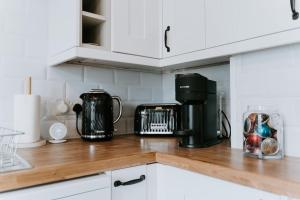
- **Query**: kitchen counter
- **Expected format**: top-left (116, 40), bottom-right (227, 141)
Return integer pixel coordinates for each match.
top-left (1, 135), bottom-right (300, 198)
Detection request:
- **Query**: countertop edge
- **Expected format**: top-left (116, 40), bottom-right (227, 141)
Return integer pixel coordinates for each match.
top-left (156, 152), bottom-right (300, 198)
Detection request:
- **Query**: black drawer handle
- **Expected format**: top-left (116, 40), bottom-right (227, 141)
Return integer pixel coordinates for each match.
top-left (164, 26), bottom-right (170, 52)
top-left (114, 175), bottom-right (146, 187)
top-left (291, 0), bottom-right (299, 20)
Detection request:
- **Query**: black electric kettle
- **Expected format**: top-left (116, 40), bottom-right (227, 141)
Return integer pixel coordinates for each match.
top-left (73, 89), bottom-right (122, 141)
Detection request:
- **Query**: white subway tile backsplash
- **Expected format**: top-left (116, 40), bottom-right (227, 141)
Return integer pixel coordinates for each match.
top-left (162, 87), bottom-right (176, 103)
top-left (3, 15), bottom-right (27, 36)
top-left (284, 126), bottom-right (300, 157)
top-left (0, 35), bottom-right (25, 57)
top-left (32, 80), bottom-right (65, 99)
top-left (84, 66), bottom-right (114, 84)
top-left (231, 44), bottom-right (300, 157)
top-left (25, 38), bottom-right (46, 58)
top-left (66, 81), bottom-right (98, 101)
top-left (0, 1), bottom-right (27, 15)
top-left (126, 117), bottom-right (135, 133)
top-left (101, 84), bottom-right (128, 101)
top-left (128, 87), bottom-right (152, 101)
top-left (64, 119), bottom-right (80, 139)
top-left (122, 101), bottom-right (140, 118)
top-left (0, 96), bottom-right (14, 123)
top-left (47, 64), bottom-right (83, 81)
top-left (152, 88), bottom-right (163, 102)
top-left (240, 45), bottom-right (294, 73)
top-left (0, 57), bottom-right (46, 79)
top-left (115, 69), bottom-right (140, 85)
top-left (141, 72), bottom-right (162, 88)
top-left (0, 79), bottom-right (24, 96)
top-left (114, 118), bottom-right (127, 134)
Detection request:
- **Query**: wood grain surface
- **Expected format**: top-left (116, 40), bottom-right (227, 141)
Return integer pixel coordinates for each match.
top-left (1, 135), bottom-right (300, 198)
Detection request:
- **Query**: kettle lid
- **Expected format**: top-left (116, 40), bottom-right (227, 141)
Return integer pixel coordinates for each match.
top-left (80, 89), bottom-right (110, 99)
top-left (89, 89), bottom-right (106, 93)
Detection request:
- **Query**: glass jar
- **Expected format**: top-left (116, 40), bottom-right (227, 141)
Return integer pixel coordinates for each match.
top-left (243, 105), bottom-right (284, 159)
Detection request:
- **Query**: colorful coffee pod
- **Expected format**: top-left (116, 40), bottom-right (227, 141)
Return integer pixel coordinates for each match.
top-left (248, 113), bottom-right (257, 123)
top-left (261, 137), bottom-right (279, 155)
top-left (246, 134), bottom-right (262, 148)
top-left (255, 124), bottom-right (271, 138)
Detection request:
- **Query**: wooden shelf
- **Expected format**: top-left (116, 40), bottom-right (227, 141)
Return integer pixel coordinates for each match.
top-left (82, 0), bottom-right (104, 15)
top-left (82, 11), bottom-right (106, 25)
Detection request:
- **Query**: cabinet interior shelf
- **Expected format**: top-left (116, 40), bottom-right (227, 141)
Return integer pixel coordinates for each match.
top-left (82, 11), bottom-right (106, 25)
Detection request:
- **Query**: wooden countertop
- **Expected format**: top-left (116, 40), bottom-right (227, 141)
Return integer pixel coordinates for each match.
top-left (1, 135), bottom-right (300, 198)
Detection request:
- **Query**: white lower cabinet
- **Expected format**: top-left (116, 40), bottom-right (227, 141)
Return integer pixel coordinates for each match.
top-left (112, 165), bottom-right (147, 200)
top-left (0, 174), bottom-right (111, 200)
top-left (153, 164), bottom-right (283, 200)
top-left (0, 164), bottom-right (294, 200)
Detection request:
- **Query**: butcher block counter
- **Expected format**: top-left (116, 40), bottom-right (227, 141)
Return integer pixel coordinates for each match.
top-left (1, 135), bottom-right (300, 198)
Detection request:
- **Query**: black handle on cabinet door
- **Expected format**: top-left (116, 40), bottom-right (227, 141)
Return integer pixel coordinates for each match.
top-left (291, 0), bottom-right (299, 20)
top-left (114, 175), bottom-right (146, 187)
top-left (164, 26), bottom-right (171, 52)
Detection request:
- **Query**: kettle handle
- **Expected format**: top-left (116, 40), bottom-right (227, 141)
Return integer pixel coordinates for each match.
top-left (112, 96), bottom-right (123, 124)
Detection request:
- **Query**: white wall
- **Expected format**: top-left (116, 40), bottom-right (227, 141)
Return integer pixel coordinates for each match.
top-left (231, 44), bottom-right (300, 157)
top-left (0, 0), bottom-right (163, 139)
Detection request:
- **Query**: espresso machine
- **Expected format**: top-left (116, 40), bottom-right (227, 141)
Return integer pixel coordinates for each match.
top-left (175, 73), bottom-right (220, 148)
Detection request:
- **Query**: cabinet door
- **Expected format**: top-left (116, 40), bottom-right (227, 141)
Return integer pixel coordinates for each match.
top-left (156, 164), bottom-right (185, 200)
top-left (0, 174), bottom-right (111, 200)
top-left (206, 0), bottom-right (300, 48)
top-left (156, 164), bottom-right (281, 200)
top-left (112, 0), bottom-right (162, 58)
top-left (48, 0), bottom-right (80, 56)
top-left (162, 0), bottom-right (206, 57)
top-left (112, 165), bottom-right (147, 200)
top-left (183, 169), bottom-right (281, 200)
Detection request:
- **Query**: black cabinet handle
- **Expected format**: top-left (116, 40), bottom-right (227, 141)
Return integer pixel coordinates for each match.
top-left (291, 0), bottom-right (299, 20)
top-left (114, 175), bottom-right (146, 187)
top-left (164, 26), bottom-right (170, 52)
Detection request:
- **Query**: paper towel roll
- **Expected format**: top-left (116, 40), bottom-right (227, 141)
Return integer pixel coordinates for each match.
top-left (14, 94), bottom-right (41, 144)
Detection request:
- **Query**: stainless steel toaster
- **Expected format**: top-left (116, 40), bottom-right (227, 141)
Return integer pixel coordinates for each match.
top-left (134, 104), bottom-right (180, 135)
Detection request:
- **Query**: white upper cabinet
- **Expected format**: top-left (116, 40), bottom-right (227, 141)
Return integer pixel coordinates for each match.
top-left (206, 0), bottom-right (300, 48)
top-left (48, 0), bottom-right (81, 57)
top-left (48, 0), bottom-right (300, 69)
top-left (112, 0), bottom-right (163, 58)
top-left (162, 0), bottom-right (206, 57)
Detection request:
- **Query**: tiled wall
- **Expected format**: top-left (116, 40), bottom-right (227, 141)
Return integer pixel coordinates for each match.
top-left (230, 44), bottom-right (300, 157)
top-left (0, 0), bottom-right (163, 139)
top-left (41, 66), bottom-right (163, 139)
top-left (0, 1), bottom-right (231, 142)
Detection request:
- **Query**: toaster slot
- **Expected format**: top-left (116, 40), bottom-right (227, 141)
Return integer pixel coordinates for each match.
top-left (136, 105), bottom-right (178, 135)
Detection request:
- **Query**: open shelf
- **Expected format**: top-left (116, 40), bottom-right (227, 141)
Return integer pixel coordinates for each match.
top-left (82, 0), bottom-right (104, 15)
top-left (81, 0), bottom-right (107, 48)
top-left (82, 22), bottom-right (104, 46)
top-left (82, 11), bottom-right (106, 25)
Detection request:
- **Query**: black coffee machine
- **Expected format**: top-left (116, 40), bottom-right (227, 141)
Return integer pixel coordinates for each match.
top-left (175, 73), bottom-right (219, 148)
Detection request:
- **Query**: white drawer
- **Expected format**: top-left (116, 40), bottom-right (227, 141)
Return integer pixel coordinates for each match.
top-left (112, 165), bottom-right (147, 200)
top-left (58, 187), bottom-right (110, 200)
top-left (0, 173), bottom-right (111, 200)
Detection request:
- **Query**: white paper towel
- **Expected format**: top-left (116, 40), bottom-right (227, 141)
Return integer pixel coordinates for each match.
top-left (14, 94), bottom-right (41, 144)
